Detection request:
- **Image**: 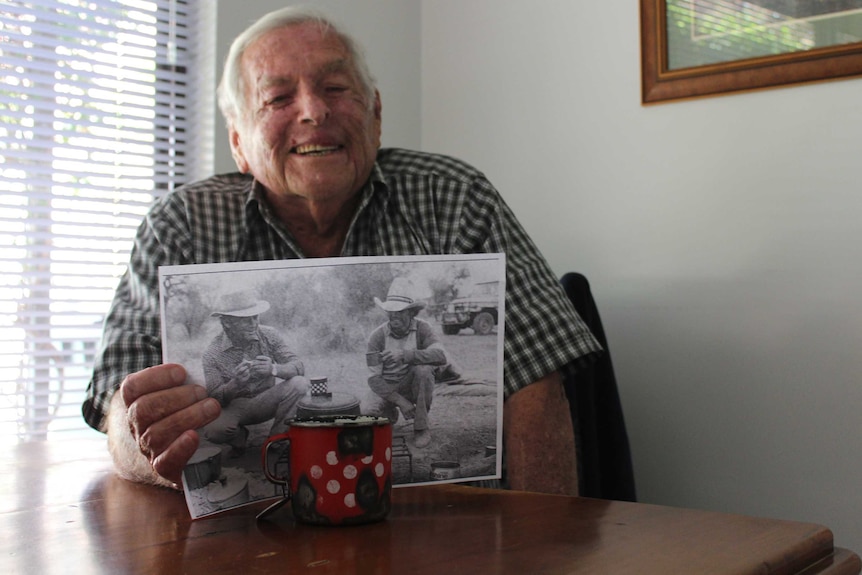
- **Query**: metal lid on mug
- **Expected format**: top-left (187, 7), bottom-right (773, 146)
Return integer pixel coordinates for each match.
top-left (291, 414), bottom-right (390, 428)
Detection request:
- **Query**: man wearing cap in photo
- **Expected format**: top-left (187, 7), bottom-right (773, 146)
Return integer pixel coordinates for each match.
top-left (364, 278), bottom-right (448, 448)
top-left (201, 291), bottom-right (309, 455)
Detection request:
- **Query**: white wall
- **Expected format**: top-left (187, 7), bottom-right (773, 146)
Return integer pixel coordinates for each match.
top-left (422, 0), bottom-right (862, 554)
top-left (214, 0), bottom-right (421, 173)
top-left (214, 0), bottom-right (862, 554)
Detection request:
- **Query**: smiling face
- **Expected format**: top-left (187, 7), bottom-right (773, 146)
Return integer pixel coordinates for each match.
top-left (229, 22), bottom-right (382, 205)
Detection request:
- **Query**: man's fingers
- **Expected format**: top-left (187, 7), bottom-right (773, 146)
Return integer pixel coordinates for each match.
top-left (127, 383), bottom-right (209, 434)
top-left (116, 363), bottom-right (222, 485)
top-left (121, 363), bottom-right (186, 407)
top-left (399, 404), bottom-right (415, 420)
top-left (151, 430), bottom-right (201, 485)
top-left (134, 390), bottom-right (220, 458)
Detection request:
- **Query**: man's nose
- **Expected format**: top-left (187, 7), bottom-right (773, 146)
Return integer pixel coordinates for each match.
top-left (297, 87), bottom-right (330, 125)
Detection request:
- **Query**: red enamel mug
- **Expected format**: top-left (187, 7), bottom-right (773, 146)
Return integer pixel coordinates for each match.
top-left (260, 415), bottom-right (392, 525)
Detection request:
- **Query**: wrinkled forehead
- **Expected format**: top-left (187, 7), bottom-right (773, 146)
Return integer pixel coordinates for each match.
top-left (243, 22), bottom-right (354, 78)
top-left (256, 58), bottom-right (355, 91)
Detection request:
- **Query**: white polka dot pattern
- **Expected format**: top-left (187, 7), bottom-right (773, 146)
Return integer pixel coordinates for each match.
top-left (280, 421), bottom-right (393, 524)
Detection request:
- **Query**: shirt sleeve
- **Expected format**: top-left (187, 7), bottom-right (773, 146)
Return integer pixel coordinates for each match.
top-left (405, 319), bottom-right (447, 365)
top-left (366, 325), bottom-right (386, 377)
top-left (260, 326), bottom-right (304, 378)
top-left (452, 176), bottom-right (602, 398)
top-left (201, 341), bottom-right (234, 405)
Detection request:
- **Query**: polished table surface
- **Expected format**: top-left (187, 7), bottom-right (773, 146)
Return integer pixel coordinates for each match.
top-left (2, 438), bottom-right (859, 575)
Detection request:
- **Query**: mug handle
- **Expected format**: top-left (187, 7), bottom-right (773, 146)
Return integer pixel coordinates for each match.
top-left (257, 431), bottom-right (294, 521)
top-left (261, 432), bottom-right (292, 485)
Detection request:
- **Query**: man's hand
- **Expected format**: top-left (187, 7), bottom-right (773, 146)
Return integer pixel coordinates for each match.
top-left (111, 363), bottom-right (221, 486)
top-left (392, 393), bottom-right (416, 420)
top-left (380, 349), bottom-right (405, 366)
top-left (249, 355), bottom-right (275, 379)
top-left (231, 360), bottom-right (253, 383)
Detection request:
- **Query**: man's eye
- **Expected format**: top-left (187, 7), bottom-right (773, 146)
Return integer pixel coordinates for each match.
top-left (267, 94), bottom-right (292, 106)
top-left (325, 85), bottom-right (349, 93)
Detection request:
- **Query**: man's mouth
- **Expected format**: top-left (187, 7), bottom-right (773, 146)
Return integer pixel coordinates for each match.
top-left (293, 144), bottom-right (342, 156)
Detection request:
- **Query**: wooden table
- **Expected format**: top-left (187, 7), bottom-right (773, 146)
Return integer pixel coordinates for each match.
top-left (2, 438), bottom-right (859, 575)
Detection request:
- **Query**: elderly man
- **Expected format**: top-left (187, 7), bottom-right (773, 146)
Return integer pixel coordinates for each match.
top-left (82, 6), bottom-right (600, 494)
top-left (364, 278), bottom-right (448, 448)
top-left (201, 292), bottom-right (308, 456)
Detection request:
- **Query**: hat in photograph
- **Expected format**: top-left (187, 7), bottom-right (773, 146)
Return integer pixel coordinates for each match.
top-left (374, 277), bottom-right (426, 312)
top-left (211, 291), bottom-right (270, 317)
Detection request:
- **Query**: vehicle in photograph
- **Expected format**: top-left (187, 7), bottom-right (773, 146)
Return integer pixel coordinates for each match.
top-left (441, 281), bottom-right (499, 335)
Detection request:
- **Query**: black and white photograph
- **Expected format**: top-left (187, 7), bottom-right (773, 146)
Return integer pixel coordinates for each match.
top-left (158, 254), bottom-right (505, 519)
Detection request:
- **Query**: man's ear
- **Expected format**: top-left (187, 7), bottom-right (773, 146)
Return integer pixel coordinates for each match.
top-left (372, 90), bottom-right (382, 148)
top-left (373, 89), bottom-right (382, 120)
top-left (228, 123), bottom-right (250, 173)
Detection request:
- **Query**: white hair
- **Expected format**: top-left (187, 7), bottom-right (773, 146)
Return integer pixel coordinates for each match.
top-left (216, 6), bottom-right (377, 127)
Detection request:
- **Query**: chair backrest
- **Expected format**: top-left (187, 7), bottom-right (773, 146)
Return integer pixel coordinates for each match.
top-left (560, 272), bottom-right (636, 502)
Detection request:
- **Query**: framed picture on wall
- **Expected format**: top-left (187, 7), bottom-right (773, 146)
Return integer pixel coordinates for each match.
top-left (641, 0), bottom-right (862, 103)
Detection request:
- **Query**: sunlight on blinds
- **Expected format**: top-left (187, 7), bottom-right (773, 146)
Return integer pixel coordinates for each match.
top-left (0, 0), bottom-right (212, 441)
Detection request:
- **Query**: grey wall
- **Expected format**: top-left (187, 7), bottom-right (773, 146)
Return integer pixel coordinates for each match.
top-left (214, 0), bottom-right (862, 554)
top-left (422, 0), bottom-right (862, 554)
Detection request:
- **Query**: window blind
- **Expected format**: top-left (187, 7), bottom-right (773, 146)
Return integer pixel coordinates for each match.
top-left (0, 0), bottom-right (213, 441)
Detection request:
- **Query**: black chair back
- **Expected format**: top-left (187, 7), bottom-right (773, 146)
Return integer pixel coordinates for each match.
top-left (561, 272), bottom-right (636, 502)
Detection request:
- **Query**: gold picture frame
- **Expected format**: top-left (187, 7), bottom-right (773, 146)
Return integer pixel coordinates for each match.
top-left (641, 0), bottom-right (862, 103)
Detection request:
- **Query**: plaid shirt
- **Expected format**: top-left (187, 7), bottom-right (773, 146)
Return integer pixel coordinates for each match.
top-left (202, 325), bottom-right (304, 406)
top-left (83, 148), bottom-right (601, 431)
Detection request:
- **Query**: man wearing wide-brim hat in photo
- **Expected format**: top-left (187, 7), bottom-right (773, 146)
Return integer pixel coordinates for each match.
top-left (201, 291), bottom-right (309, 456)
top-left (363, 277), bottom-right (449, 448)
